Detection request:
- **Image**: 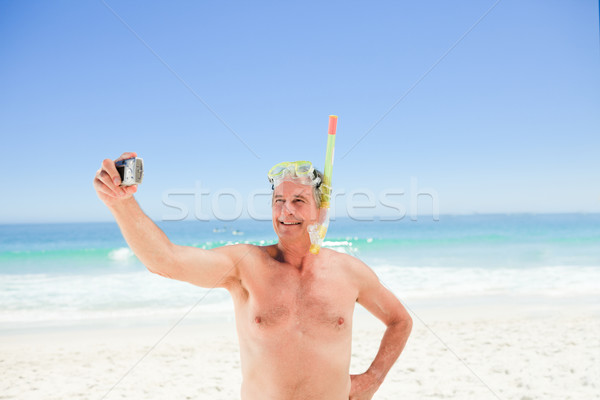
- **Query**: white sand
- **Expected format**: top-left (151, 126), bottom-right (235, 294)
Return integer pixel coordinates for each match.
top-left (1, 299), bottom-right (599, 400)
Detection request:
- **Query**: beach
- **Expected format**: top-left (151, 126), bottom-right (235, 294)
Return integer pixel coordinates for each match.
top-left (4, 0), bottom-right (599, 396)
top-left (1, 215), bottom-right (599, 399)
top-left (1, 298), bottom-right (598, 400)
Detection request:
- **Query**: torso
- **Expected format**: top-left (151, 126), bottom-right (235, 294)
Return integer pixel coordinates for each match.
top-left (226, 245), bottom-right (359, 400)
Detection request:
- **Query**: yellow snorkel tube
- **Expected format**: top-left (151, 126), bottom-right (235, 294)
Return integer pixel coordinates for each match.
top-left (309, 115), bottom-right (337, 254)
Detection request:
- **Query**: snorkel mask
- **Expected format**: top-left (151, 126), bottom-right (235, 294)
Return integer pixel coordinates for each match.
top-left (268, 161), bottom-right (322, 190)
top-left (267, 116), bottom-right (338, 255)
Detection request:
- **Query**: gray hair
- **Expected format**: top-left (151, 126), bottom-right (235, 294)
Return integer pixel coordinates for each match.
top-left (270, 168), bottom-right (324, 208)
top-left (312, 168), bottom-right (324, 208)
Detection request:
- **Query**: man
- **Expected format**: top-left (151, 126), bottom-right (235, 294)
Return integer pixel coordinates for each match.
top-left (93, 152), bottom-right (412, 400)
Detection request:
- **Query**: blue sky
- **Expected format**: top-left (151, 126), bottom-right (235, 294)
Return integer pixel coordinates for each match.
top-left (1, 0), bottom-right (599, 223)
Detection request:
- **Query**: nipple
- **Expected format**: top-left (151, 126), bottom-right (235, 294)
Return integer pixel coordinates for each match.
top-left (255, 316), bottom-right (262, 324)
top-left (338, 317), bottom-right (344, 326)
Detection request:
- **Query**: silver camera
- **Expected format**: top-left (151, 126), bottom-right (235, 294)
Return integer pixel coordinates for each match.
top-left (115, 157), bottom-right (144, 186)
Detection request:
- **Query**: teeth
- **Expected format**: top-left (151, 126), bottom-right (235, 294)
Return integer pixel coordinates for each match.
top-left (281, 222), bottom-right (301, 225)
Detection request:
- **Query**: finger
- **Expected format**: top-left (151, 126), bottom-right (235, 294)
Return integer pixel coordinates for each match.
top-left (114, 152), bottom-right (138, 163)
top-left (123, 185), bottom-right (138, 195)
top-left (95, 174), bottom-right (122, 197)
top-left (102, 158), bottom-right (122, 186)
top-left (94, 176), bottom-right (121, 197)
top-left (97, 170), bottom-right (125, 196)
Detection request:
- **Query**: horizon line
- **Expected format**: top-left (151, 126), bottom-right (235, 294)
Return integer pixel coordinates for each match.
top-left (2, 211), bottom-right (600, 226)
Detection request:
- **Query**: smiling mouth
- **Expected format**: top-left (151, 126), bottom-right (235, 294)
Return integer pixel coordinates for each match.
top-left (280, 221), bottom-right (302, 225)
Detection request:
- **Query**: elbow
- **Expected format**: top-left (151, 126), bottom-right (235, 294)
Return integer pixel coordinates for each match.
top-left (403, 313), bottom-right (413, 335)
top-left (390, 308), bottom-right (413, 335)
top-left (401, 305), bottom-right (413, 332)
top-left (145, 258), bottom-right (178, 280)
top-left (145, 244), bottom-right (179, 279)
top-left (147, 265), bottom-right (173, 279)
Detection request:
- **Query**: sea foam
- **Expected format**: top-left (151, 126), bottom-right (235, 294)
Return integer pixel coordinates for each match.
top-left (108, 247), bottom-right (134, 261)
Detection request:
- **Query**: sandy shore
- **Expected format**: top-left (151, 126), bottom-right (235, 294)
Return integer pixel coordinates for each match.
top-left (1, 299), bottom-right (599, 400)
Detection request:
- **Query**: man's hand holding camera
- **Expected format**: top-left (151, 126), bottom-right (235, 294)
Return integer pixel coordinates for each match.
top-left (93, 152), bottom-right (139, 207)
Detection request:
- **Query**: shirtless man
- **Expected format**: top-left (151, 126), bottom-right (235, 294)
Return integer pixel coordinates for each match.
top-left (93, 152), bottom-right (412, 400)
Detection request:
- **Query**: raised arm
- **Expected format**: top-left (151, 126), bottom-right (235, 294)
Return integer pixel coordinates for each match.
top-left (349, 259), bottom-right (413, 400)
top-left (93, 152), bottom-right (238, 288)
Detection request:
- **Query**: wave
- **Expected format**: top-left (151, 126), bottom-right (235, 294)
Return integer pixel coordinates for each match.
top-left (2, 233), bottom-right (599, 275)
top-left (0, 237), bottom-right (352, 265)
top-left (108, 247), bottom-right (135, 261)
top-left (1, 263), bottom-right (598, 327)
top-left (371, 264), bottom-right (600, 299)
top-left (0, 271), bottom-right (232, 324)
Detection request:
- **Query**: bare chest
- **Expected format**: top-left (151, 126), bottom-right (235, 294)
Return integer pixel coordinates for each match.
top-left (238, 262), bottom-right (358, 334)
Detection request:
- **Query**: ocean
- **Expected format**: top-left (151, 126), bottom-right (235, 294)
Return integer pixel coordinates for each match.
top-left (1, 214), bottom-right (599, 330)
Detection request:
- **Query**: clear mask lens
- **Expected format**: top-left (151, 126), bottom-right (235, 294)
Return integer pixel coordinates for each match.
top-left (268, 161), bottom-right (319, 188)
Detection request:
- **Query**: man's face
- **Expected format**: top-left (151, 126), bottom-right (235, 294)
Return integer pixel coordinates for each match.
top-left (272, 180), bottom-right (319, 242)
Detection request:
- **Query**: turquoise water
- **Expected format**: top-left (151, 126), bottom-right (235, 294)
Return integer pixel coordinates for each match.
top-left (1, 214), bottom-right (599, 328)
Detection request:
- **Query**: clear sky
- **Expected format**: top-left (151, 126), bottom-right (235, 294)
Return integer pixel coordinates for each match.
top-left (1, 0), bottom-right (599, 223)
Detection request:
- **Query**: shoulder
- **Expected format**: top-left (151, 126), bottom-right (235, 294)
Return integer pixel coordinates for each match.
top-left (323, 251), bottom-right (394, 307)
top-left (320, 247), bottom-right (369, 267)
top-left (319, 248), bottom-right (379, 283)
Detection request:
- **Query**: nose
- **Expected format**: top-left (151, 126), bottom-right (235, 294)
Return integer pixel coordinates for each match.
top-left (282, 201), bottom-right (294, 216)
top-left (278, 200), bottom-right (296, 218)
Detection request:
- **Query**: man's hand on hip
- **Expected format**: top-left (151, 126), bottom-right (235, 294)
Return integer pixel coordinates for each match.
top-left (349, 372), bottom-right (379, 400)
